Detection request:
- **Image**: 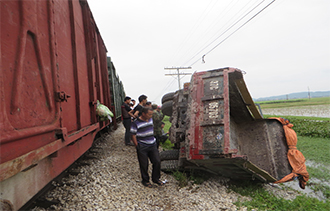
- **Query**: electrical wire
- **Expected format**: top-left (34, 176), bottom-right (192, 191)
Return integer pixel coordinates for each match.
top-left (175, 0), bottom-right (236, 65)
top-left (167, 0), bottom-right (218, 65)
top-left (182, 0), bottom-right (267, 66)
top-left (155, 77), bottom-right (177, 102)
top-left (182, 0), bottom-right (260, 66)
top-left (189, 0), bottom-right (276, 66)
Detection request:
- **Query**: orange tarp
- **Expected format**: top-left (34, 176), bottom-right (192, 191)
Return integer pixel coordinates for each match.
top-left (270, 117), bottom-right (309, 189)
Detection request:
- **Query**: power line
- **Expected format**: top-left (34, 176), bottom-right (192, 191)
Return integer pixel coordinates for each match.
top-left (172, 0), bottom-right (230, 65)
top-left (155, 77), bottom-right (177, 102)
top-left (182, 0), bottom-right (267, 66)
top-left (167, 0), bottom-right (218, 65)
top-left (189, 0), bottom-right (276, 66)
top-left (164, 67), bottom-right (192, 90)
top-left (179, 0), bottom-right (242, 65)
top-left (182, 0), bottom-right (261, 66)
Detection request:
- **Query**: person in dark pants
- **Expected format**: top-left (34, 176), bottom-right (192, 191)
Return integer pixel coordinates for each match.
top-left (131, 107), bottom-right (164, 188)
top-left (121, 96), bottom-right (135, 146)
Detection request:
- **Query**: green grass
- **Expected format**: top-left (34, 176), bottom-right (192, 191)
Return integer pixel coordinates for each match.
top-left (159, 115), bottom-right (174, 150)
top-left (160, 140), bottom-right (174, 150)
top-left (306, 165), bottom-right (330, 200)
top-left (264, 115), bottom-right (330, 122)
top-left (310, 184), bottom-right (330, 199)
top-left (230, 181), bottom-right (330, 211)
top-left (264, 115), bottom-right (330, 138)
top-left (307, 166), bottom-right (330, 182)
top-left (257, 97), bottom-right (330, 109)
top-left (172, 171), bottom-right (188, 188)
top-left (295, 134), bottom-right (330, 199)
top-left (297, 136), bottom-right (330, 165)
top-left (171, 170), bottom-right (213, 188)
top-left (162, 115), bottom-right (171, 132)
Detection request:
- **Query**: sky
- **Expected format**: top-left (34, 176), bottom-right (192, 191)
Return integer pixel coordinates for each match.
top-left (88, 0), bottom-right (330, 105)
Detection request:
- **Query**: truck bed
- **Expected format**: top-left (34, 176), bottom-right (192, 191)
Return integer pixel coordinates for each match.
top-left (163, 67), bottom-right (292, 182)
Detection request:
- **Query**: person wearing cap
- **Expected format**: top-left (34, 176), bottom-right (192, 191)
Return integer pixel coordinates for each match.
top-left (152, 104), bottom-right (164, 149)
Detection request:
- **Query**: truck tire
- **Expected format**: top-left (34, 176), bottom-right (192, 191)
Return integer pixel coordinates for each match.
top-left (160, 149), bottom-right (179, 161)
top-left (161, 160), bottom-right (179, 171)
top-left (162, 100), bottom-right (173, 116)
top-left (161, 92), bottom-right (175, 104)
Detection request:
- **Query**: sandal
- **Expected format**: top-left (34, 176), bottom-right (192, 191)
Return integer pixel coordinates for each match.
top-left (153, 180), bottom-right (164, 186)
top-left (142, 181), bottom-right (153, 188)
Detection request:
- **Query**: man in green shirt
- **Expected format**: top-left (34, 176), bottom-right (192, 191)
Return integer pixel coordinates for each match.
top-left (152, 104), bottom-right (164, 149)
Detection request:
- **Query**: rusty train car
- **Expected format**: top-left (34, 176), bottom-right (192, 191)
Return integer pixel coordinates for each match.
top-left (0, 0), bottom-right (124, 210)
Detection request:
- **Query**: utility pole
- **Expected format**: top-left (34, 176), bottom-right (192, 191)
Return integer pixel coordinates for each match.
top-left (164, 67), bottom-right (192, 90)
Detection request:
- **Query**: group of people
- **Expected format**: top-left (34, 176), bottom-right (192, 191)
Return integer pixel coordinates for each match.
top-left (121, 95), bottom-right (168, 188)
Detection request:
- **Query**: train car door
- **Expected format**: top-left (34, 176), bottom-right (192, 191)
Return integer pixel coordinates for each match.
top-left (0, 0), bottom-right (59, 161)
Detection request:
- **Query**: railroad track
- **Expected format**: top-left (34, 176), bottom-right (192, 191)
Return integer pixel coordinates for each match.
top-left (21, 130), bottom-right (111, 210)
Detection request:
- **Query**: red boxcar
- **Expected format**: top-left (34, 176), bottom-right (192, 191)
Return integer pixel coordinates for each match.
top-left (0, 0), bottom-right (113, 210)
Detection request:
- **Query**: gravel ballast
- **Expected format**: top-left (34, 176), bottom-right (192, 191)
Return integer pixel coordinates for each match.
top-left (33, 124), bottom-right (300, 210)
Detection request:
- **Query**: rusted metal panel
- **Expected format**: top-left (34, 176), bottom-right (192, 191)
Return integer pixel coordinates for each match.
top-left (0, 123), bottom-right (98, 182)
top-left (233, 119), bottom-right (291, 180)
top-left (0, 0), bottom-right (59, 163)
top-left (0, 132), bottom-right (96, 211)
top-left (54, 0), bottom-right (78, 132)
top-left (187, 69), bottom-right (231, 159)
top-left (73, 0), bottom-right (92, 128)
top-left (0, 0), bottom-right (112, 210)
top-left (183, 67), bottom-right (291, 182)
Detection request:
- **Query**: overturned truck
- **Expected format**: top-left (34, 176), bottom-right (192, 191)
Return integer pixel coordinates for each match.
top-left (161, 67), bottom-right (306, 184)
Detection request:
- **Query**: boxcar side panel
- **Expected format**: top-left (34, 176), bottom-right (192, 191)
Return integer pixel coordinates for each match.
top-left (80, 1), bottom-right (97, 124)
top-left (0, 0), bottom-right (113, 210)
top-left (72, 0), bottom-right (91, 128)
top-left (0, 0), bottom-right (59, 162)
top-left (54, 0), bottom-right (78, 132)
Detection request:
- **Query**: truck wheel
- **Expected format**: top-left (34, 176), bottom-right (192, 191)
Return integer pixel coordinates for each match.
top-left (161, 160), bottom-right (179, 172)
top-left (161, 92), bottom-right (175, 104)
top-left (162, 100), bottom-right (173, 116)
top-left (160, 149), bottom-right (179, 161)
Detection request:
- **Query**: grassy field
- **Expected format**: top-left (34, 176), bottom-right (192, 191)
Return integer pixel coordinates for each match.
top-left (257, 96), bottom-right (330, 109)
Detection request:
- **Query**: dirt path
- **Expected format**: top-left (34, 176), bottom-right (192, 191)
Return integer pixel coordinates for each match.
top-left (34, 124), bottom-right (249, 210)
top-left (32, 123), bottom-right (309, 210)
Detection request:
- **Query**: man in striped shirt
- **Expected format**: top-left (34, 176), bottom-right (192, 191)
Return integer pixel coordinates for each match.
top-left (131, 107), bottom-right (163, 187)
